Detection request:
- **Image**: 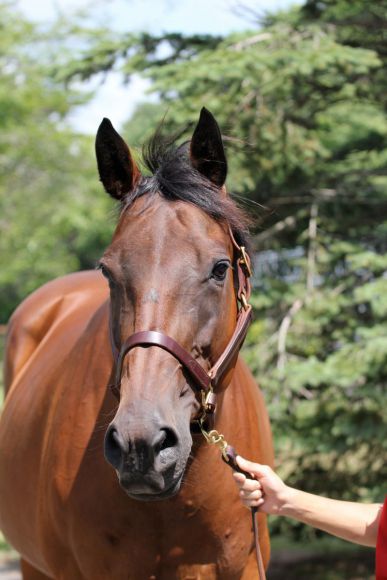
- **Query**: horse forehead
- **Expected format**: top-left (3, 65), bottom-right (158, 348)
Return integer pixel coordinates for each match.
top-left (113, 198), bottom-right (229, 254)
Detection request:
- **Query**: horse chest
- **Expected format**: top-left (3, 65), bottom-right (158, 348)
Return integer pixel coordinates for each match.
top-left (61, 483), bottom-right (252, 580)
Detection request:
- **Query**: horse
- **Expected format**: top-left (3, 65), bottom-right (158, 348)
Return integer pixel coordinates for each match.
top-left (0, 108), bottom-right (274, 579)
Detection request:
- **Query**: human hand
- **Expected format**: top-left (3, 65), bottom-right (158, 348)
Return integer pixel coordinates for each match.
top-left (233, 456), bottom-right (291, 515)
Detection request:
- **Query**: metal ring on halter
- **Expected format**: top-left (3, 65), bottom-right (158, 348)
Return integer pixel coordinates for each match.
top-left (240, 292), bottom-right (249, 311)
top-left (240, 246), bottom-right (252, 277)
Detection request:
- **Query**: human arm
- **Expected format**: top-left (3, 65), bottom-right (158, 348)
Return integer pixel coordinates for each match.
top-left (233, 456), bottom-right (383, 548)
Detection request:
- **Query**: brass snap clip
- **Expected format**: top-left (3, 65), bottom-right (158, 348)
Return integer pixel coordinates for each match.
top-left (199, 424), bottom-right (229, 461)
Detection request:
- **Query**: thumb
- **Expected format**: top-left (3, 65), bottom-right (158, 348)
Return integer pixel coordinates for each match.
top-left (236, 456), bottom-right (268, 479)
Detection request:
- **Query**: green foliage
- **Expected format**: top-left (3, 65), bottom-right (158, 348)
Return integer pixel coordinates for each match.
top-left (122, 102), bottom-right (166, 148)
top-left (63, 0), bottom-right (387, 532)
top-left (0, 2), bottom-right (115, 321)
top-left (1, 0), bottom-right (386, 544)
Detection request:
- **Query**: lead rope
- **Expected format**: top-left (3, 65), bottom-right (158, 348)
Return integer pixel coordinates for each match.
top-left (198, 238), bottom-right (266, 580)
top-left (198, 421), bottom-right (267, 580)
top-left (109, 230), bottom-right (265, 576)
top-left (197, 239), bottom-right (266, 579)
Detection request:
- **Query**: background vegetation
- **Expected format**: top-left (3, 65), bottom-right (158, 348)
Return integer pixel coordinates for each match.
top-left (0, 0), bottom-right (386, 559)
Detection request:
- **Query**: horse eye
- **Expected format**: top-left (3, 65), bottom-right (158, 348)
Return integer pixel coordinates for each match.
top-left (98, 264), bottom-right (113, 283)
top-left (211, 261), bottom-right (230, 281)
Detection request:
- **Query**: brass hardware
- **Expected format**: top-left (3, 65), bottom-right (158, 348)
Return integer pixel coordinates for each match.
top-left (199, 423), bottom-right (229, 461)
top-left (240, 247), bottom-right (252, 278)
top-left (240, 292), bottom-right (249, 311)
top-left (199, 391), bottom-right (227, 460)
top-left (201, 388), bottom-right (213, 411)
top-left (201, 389), bottom-right (207, 409)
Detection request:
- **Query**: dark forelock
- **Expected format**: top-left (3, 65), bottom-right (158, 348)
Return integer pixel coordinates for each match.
top-left (121, 129), bottom-right (251, 247)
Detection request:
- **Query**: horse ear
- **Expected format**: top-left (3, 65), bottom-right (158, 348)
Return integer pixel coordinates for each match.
top-left (190, 107), bottom-right (227, 188)
top-left (95, 118), bottom-right (141, 200)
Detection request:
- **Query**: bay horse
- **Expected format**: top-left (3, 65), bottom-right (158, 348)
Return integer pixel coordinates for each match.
top-left (0, 108), bottom-right (273, 579)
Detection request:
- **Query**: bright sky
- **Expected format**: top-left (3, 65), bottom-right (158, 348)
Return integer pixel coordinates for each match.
top-left (16, 0), bottom-right (295, 134)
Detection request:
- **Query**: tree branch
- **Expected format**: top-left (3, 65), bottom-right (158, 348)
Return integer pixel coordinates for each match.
top-left (277, 298), bottom-right (304, 375)
top-left (252, 214), bottom-right (298, 246)
top-left (306, 202), bottom-right (318, 297)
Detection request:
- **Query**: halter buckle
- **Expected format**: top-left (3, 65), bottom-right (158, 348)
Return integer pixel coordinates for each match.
top-left (240, 292), bottom-right (249, 311)
top-left (201, 387), bottom-right (216, 415)
top-left (240, 246), bottom-right (252, 278)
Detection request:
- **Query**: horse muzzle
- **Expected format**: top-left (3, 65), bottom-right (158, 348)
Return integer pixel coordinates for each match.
top-left (119, 471), bottom-right (184, 501)
top-left (104, 422), bottom-right (188, 500)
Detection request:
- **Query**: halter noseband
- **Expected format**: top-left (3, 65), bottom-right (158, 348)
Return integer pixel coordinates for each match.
top-left (108, 227), bottom-right (252, 425)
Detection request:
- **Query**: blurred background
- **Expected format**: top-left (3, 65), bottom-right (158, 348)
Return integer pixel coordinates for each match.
top-left (0, 0), bottom-right (386, 577)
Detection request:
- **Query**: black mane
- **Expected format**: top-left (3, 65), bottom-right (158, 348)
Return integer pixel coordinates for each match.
top-left (122, 130), bottom-right (251, 247)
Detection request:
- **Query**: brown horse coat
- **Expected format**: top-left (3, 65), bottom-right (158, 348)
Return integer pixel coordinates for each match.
top-left (0, 109), bottom-right (274, 579)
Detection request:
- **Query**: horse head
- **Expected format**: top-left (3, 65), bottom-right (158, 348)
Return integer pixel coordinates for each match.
top-left (96, 108), bottom-right (250, 501)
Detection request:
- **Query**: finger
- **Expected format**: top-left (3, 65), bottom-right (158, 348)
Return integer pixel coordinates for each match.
top-left (238, 479), bottom-right (262, 492)
top-left (236, 456), bottom-right (266, 477)
top-left (240, 489), bottom-right (263, 501)
top-left (253, 498), bottom-right (265, 509)
top-left (242, 497), bottom-right (264, 509)
top-left (232, 472), bottom-right (246, 485)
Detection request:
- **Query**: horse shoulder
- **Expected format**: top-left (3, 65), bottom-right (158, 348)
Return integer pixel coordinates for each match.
top-left (4, 270), bottom-right (108, 392)
top-left (230, 358), bottom-right (274, 467)
top-left (0, 271), bottom-right (111, 574)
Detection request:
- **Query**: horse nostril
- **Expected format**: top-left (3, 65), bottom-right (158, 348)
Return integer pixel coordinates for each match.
top-left (104, 425), bottom-right (126, 469)
top-left (155, 428), bottom-right (178, 453)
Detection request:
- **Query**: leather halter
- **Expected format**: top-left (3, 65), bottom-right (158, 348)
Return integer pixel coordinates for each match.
top-left (107, 228), bottom-right (266, 579)
top-left (109, 226), bottom-right (253, 422)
